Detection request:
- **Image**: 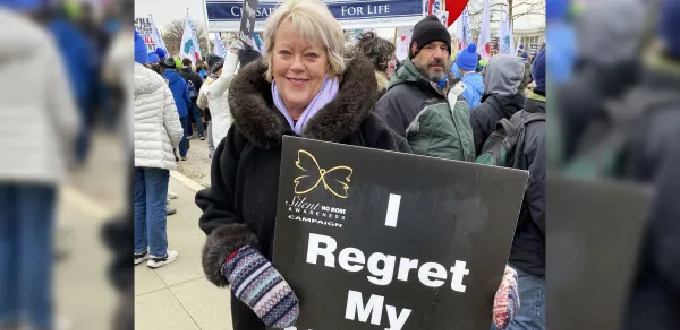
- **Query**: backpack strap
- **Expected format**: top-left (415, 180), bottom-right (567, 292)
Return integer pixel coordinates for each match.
top-left (509, 111), bottom-right (545, 170)
top-left (567, 88), bottom-right (680, 179)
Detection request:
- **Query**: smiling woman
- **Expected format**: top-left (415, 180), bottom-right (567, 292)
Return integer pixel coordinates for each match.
top-left (196, 0), bottom-right (413, 329)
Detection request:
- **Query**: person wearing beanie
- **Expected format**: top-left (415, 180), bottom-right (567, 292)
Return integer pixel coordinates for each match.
top-left (494, 46), bottom-right (545, 330)
top-left (457, 43), bottom-right (485, 108)
top-left (0, 7), bottom-right (79, 330)
top-left (134, 30), bottom-right (184, 270)
top-left (147, 52), bottom-right (162, 74)
top-left (162, 57), bottom-right (192, 161)
top-left (470, 54), bottom-right (527, 155)
top-left (376, 15), bottom-right (475, 162)
top-left (180, 58), bottom-right (205, 140)
top-left (155, 47), bottom-right (166, 60)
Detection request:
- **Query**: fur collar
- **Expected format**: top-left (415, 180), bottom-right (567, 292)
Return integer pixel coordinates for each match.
top-left (375, 71), bottom-right (389, 92)
top-left (228, 54), bottom-right (378, 149)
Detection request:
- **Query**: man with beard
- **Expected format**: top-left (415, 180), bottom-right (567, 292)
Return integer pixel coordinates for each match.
top-left (375, 15), bottom-right (474, 161)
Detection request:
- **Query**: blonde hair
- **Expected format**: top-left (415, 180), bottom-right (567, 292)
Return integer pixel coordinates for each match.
top-left (263, 0), bottom-right (346, 81)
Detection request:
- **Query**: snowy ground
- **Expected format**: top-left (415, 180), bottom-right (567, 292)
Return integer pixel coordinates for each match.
top-left (176, 134), bottom-right (212, 188)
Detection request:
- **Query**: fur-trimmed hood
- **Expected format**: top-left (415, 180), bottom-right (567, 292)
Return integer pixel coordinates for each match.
top-left (228, 53), bottom-right (379, 149)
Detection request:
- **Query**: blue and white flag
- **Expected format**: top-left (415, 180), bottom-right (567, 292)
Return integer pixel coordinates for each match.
top-left (213, 33), bottom-right (228, 59)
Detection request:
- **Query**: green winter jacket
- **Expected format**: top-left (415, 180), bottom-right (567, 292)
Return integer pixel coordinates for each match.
top-left (375, 60), bottom-right (475, 161)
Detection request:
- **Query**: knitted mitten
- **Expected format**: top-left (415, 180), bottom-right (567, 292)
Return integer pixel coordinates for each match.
top-left (493, 265), bottom-right (520, 329)
top-left (221, 247), bottom-right (299, 328)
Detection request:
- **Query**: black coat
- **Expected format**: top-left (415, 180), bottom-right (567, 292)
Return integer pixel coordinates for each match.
top-left (179, 67), bottom-right (203, 102)
top-left (508, 93), bottom-right (546, 277)
top-left (469, 93), bottom-right (526, 155)
top-left (196, 55), bottom-right (410, 330)
top-left (622, 67), bottom-right (680, 330)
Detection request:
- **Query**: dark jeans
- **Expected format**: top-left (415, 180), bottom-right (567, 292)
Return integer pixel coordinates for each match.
top-left (189, 102), bottom-right (203, 137)
top-left (0, 184), bottom-right (56, 330)
top-left (491, 265), bottom-right (546, 330)
top-left (133, 167), bottom-right (169, 257)
top-left (75, 96), bottom-right (93, 165)
top-left (178, 116), bottom-right (188, 157)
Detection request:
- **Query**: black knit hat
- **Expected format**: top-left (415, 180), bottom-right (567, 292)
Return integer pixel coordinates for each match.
top-left (409, 15), bottom-right (451, 59)
top-left (207, 55), bottom-right (224, 72)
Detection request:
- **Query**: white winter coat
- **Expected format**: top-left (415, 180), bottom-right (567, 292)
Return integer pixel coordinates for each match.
top-left (134, 63), bottom-right (183, 171)
top-left (0, 10), bottom-right (79, 183)
top-left (197, 52), bottom-right (239, 148)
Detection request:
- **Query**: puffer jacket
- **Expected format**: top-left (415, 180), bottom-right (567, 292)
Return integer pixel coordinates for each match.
top-left (134, 63), bottom-right (183, 170)
top-left (375, 59), bottom-right (475, 161)
top-left (0, 9), bottom-right (79, 183)
top-left (162, 69), bottom-right (191, 118)
top-left (460, 72), bottom-right (485, 108)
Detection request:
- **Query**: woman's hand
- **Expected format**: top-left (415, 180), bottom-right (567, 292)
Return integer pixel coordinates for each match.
top-left (222, 246), bottom-right (299, 328)
top-left (493, 265), bottom-right (520, 329)
top-left (228, 40), bottom-right (245, 55)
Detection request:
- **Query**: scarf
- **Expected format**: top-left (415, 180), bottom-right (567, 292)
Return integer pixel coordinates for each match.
top-left (272, 75), bottom-right (340, 136)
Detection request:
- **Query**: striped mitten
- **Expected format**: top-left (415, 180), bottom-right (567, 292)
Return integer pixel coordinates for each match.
top-left (493, 265), bottom-right (520, 329)
top-left (221, 247), bottom-right (299, 328)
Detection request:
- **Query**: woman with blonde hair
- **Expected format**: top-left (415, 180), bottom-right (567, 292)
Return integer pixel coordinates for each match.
top-left (196, 0), bottom-right (410, 329)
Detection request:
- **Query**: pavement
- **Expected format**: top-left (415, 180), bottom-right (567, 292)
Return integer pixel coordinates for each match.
top-left (51, 129), bottom-right (230, 330)
top-left (176, 135), bottom-right (213, 188)
top-left (134, 173), bottom-right (233, 330)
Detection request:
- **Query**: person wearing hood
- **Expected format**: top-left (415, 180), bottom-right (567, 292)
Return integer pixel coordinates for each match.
top-left (457, 43), bottom-right (485, 108)
top-left (195, 1), bottom-right (411, 329)
top-left (375, 15), bottom-right (474, 161)
top-left (133, 31), bottom-right (183, 269)
top-left (179, 58), bottom-right (204, 139)
top-left (495, 47), bottom-right (546, 330)
top-left (0, 4), bottom-right (79, 330)
top-left (162, 58), bottom-right (192, 161)
top-left (355, 31), bottom-right (396, 97)
top-left (470, 54), bottom-right (526, 155)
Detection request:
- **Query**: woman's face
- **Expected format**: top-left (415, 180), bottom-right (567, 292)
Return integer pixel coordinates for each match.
top-left (272, 20), bottom-right (328, 115)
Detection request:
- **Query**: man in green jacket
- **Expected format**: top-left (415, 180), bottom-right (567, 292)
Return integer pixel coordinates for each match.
top-left (375, 16), bottom-right (475, 161)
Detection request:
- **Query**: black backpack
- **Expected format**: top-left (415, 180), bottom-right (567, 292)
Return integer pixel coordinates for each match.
top-left (187, 79), bottom-right (197, 98)
top-left (475, 110), bottom-right (545, 169)
top-left (563, 88), bottom-right (680, 179)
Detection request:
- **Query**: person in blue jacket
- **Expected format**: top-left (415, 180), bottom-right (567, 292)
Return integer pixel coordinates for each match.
top-left (456, 44), bottom-right (484, 108)
top-left (45, 5), bottom-right (95, 165)
top-left (162, 58), bottom-right (191, 161)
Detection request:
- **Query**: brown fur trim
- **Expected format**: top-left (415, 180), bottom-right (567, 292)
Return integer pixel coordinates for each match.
top-left (228, 53), bottom-right (378, 148)
top-left (201, 223), bottom-right (258, 287)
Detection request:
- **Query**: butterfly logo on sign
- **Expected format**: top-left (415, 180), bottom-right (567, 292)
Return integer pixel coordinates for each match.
top-left (294, 150), bottom-right (353, 199)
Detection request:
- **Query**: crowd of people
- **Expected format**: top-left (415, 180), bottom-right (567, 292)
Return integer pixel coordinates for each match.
top-left (131, 0), bottom-right (680, 330)
top-left (0, 1), bottom-right (130, 330)
top-left (135, 0), bottom-right (543, 329)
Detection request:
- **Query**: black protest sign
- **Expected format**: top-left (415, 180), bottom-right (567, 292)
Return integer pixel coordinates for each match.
top-left (272, 136), bottom-right (529, 330)
top-left (238, 0), bottom-right (259, 46)
top-left (547, 174), bottom-right (650, 330)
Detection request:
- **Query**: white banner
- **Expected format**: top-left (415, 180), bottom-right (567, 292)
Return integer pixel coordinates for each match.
top-left (498, 8), bottom-right (514, 55)
top-left (134, 16), bottom-right (155, 51)
top-left (395, 26), bottom-right (414, 61)
top-left (477, 0), bottom-right (491, 60)
top-left (180, 12), bottom-right (203, 63)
